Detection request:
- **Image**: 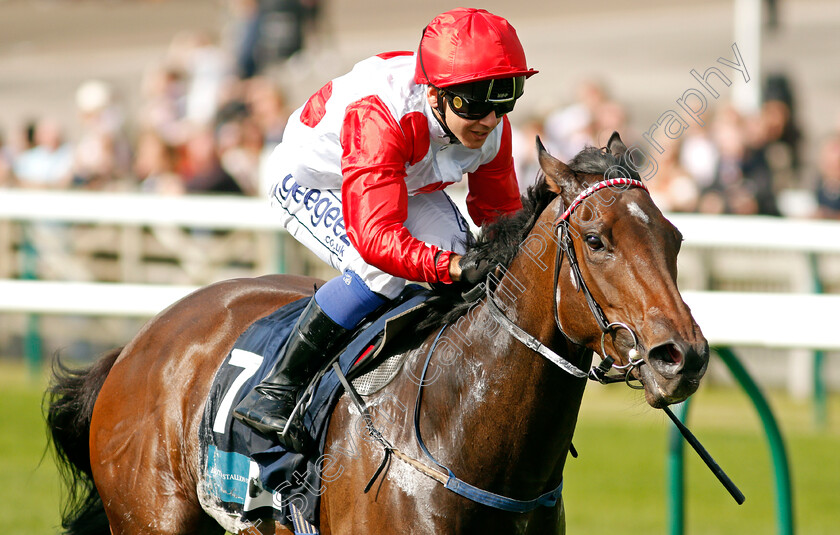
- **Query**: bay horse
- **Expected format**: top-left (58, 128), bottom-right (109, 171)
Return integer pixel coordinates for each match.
top-left (47, 133), bottom-right (708, 534)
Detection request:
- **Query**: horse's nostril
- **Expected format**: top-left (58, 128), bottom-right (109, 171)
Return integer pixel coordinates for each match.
top-left (650, 342), bottom-right (683, 366)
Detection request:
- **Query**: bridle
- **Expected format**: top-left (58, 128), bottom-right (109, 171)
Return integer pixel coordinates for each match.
top-left (351, 175), bottom-right (742, 511)
top-left (387, 176), bottom-right (653, 511)
top-left (486, 177), bottom-right (650, 386)
top-left (484, 177), bottom-right (745, 505)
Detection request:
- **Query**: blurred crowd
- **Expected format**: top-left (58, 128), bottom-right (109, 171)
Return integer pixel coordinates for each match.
top-left (1, 1), bottom-right (839, 221)
top-left (513, 77), bottom-right (840, 219)
top-left (0, 0), bottom-right (319, 197)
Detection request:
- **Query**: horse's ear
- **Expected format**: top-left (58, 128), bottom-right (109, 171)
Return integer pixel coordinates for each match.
top-left (536, 136), bottom-right (579, 198)
top-left (607, 131), bottom-right (628, 158)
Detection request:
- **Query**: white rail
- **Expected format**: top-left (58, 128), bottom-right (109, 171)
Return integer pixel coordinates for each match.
top-left (3, 188), bottom-right (840, 252)
top-left (2, 189), bottom-right (840, 352)
top-left (681, 291), bottom-right (840, 350)
top-left (0, 279), bottom-right (197, 317)
top-left (0, 279), bottom-right (837, 351)
top-left (667, 213), bottom-right (840, 254)
top-left (0, 189), bottom-right (284, 230)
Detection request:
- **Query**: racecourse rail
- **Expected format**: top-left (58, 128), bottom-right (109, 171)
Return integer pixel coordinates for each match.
top-left (3, 189), bottom-right (840, 535)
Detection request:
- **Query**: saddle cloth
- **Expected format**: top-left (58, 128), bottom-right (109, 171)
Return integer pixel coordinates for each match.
top-left (197, 286), bottom-right (429, 533)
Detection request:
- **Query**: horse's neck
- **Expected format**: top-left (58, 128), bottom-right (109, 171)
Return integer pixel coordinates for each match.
top-left (417, 238), bottom-right (592, 494)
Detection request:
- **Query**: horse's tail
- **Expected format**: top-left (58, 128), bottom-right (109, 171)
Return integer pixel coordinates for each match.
top-left (45, 347), bottom-right (122, 535)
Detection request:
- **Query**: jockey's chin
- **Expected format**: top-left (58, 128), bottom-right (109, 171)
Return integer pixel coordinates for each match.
top-left (448, 111), bottom-right (503, 149)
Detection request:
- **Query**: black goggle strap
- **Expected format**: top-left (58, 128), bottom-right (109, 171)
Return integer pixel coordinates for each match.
top-left (417, 27), bottom-right (461, 144)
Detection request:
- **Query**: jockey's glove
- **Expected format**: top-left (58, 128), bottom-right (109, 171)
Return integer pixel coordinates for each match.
top-left (459, 255), bottom-right (494, 285)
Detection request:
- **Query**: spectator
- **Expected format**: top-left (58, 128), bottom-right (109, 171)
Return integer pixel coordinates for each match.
top-left (814, 134), bottom-right (840, 219)
top-left (227, 0), bottom-right (262, 79)
top-left (245, 76), bottom-right (289, 147)
top-left (243, 76), bottom-right (290, 195)
top-left (0, 129), bottom-right (13, 187)
top-left (680, 125), bottom-right (719, 193)
top-left (72, 79), bottom-right (132, 190)
top-left (228, 0), bottom-right (317, 79)
top-left (510, 115), bottom-right (546, 194)
top-left (216, 113), bottom-right (264, 196)
top-left (12, 117), bottom-right (74, 189)
top-left (178, 31), bottom-right (234, 127)
top-left (593, 99), bottom-right (632, 147)
top-left (137, 63), bottom-right (189, 146)
top-left (134, 130), bottom-right (185, 195)
top-left (179, 125), bottom-right (242, 194)
top-left (741, 114), bottom-right (781, 215)
top-left (647, 138), bottom-right (699, 213)
top-left (762, 74), bottom-right (802, 185)
top-left (697, 107), bottom-right (779, 216)
top-left (543, 78), bottom-right (608, 160)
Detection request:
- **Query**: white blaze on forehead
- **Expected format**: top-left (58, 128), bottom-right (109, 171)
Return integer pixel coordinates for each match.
top-left (627, 201), bottom-right (650, 224)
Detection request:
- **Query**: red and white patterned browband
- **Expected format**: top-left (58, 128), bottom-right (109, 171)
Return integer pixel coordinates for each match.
top-left (557, 178), bottom-right (649, 222)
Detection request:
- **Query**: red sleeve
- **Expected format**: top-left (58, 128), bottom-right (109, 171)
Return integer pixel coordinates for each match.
top-left (466, 116), bottom-right (523, 225)
top-left (340, 96), bottom-right (453, 284)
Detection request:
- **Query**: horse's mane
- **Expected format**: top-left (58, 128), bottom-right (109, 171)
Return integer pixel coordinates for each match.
top-left (566, 144), bottom-right (642, 181)
top-left (419, 144), bottom-right (637, 331)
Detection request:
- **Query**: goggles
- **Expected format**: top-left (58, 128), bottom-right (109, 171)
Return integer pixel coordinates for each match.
top-left (441, 76), bottom-right (525, 120)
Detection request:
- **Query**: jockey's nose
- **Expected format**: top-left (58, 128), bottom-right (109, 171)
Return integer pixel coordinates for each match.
top-left (478, 110), bottom-right (499, 127)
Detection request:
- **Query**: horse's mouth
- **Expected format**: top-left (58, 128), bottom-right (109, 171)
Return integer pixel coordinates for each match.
top-left (637, 363), bottom-right (702, 408)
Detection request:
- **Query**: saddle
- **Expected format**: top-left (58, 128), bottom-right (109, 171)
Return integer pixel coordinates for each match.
top-left (198, 285), bottom-right (430, 533)
top-left (329, 284), bottom-right (430, 390)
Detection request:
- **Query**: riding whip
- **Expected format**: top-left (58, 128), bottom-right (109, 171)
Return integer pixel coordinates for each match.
top-left (663, 406), bottom-right (746, 504)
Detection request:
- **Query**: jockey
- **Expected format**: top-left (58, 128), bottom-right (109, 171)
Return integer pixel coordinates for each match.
top-left (234, 8), bottom-right (538, 448)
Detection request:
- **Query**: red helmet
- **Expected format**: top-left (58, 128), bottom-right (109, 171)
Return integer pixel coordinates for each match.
top-left (415, 8), bottom-right (538, 88)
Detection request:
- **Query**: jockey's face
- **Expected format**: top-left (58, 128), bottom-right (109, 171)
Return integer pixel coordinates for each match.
top-left (427, 87), bottom-right (503, 149)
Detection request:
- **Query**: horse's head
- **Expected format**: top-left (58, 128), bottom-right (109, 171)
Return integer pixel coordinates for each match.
top-left (537, 132), bottom-right (709, 407)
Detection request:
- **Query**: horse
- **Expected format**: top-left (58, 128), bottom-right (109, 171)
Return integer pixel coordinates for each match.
top-left (47, 132), bottom-right (709, 535)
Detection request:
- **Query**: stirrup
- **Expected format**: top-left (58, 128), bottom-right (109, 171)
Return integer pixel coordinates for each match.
top-left (273, 385), bottom-right (316, 453)
top-left (277, 412), bottom-right (311, 453)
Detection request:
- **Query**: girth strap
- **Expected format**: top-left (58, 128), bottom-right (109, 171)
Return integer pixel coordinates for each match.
top-left (411, 327), bottom-right (564, 513)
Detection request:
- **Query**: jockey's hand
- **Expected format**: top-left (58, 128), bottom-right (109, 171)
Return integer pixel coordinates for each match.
top-left (456, 254), bottom-right (493, 285)
top-left (448, 254), bottom-right (463, 282)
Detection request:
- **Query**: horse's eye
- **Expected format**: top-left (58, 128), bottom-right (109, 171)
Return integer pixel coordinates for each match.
top-left (585, 235), bottom-right (604, 251)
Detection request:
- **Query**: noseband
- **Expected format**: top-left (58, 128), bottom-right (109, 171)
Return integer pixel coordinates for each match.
top-left (487, 177), bottom-right (650, 385)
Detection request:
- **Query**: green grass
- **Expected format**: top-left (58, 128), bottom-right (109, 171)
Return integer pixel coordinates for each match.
top-left (564, 382), bottom-right (840, 534)
top-left (0, 363), bottom-right (62, 535)
top-left (2, 360), bottom-right (839, 534)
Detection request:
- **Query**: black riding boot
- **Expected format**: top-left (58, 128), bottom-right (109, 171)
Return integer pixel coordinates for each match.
top-left (233, 298), bottom-right (348, 451)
